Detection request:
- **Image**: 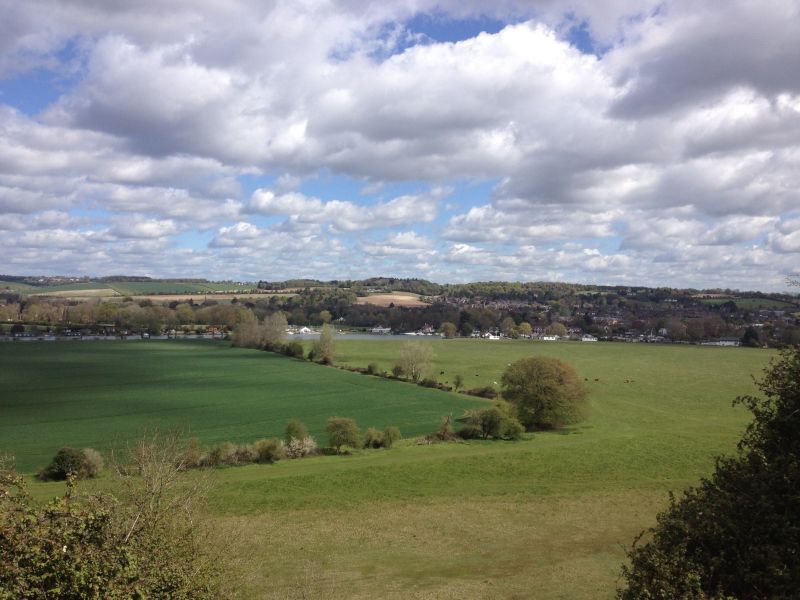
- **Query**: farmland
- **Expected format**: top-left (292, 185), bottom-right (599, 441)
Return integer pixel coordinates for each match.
top-left (354, 292), bottom-right (429, 307)
top-left (4, 338), bottom-right (776, 598)
top-left (0, 340), bottom-right (482, 473)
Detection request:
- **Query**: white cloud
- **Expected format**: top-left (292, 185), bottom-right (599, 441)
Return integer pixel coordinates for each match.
top-left (0, 1), bottom-right (799, 289)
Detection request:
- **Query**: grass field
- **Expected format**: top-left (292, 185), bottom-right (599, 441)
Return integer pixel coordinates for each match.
top-left (354, 292), bottom-right (428, 307)
top-left (5, 338), bottom-right (776, 599)
top-left (0, 340), bottom-right (483, 473)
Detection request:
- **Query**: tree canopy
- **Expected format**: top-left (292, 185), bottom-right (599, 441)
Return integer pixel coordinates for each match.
top-left (500, 356), bottom-right (588, 430)
top-left (618, 346), bottom-right (800, 599)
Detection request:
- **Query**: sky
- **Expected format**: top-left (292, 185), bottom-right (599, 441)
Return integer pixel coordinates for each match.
top-left (0, 0), bottom-right (799, 291)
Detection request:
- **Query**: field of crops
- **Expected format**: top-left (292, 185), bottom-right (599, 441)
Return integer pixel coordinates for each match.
top-left (6, 338), bottom-right (776, 599)
top-left (0, 340), bottom-right (482, 473)
top-left (0, 279), bottom-right (258, 297)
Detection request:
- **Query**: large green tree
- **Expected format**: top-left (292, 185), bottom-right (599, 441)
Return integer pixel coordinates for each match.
top-left (500, 356), bottom-right (588, 430)
top-left (618, 346), bottom-right (800, 599)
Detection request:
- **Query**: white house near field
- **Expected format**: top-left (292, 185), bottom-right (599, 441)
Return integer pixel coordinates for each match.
top-left (581, 334), bottom-right (598, 342)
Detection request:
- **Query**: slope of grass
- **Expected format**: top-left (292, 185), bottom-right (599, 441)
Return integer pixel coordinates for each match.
top-left (0, 340), bottom-right (483, 473)
top-left (107, 281), bottom-right (255, 295)
top-left (9, 338), bottom-right (775, 599)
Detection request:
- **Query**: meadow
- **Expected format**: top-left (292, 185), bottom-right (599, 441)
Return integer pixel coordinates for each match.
top-left (3, 338), bottom-right (776, 598)
top-left (0, 340), bottom-right (482, 473)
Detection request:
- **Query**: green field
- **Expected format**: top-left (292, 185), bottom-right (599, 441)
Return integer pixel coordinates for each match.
top-left (3, 339), bottom-right (776, 598)
top-left (0, 340), bottom-right (482, 472)
top-left (107, 281), bottom-right (256, 295)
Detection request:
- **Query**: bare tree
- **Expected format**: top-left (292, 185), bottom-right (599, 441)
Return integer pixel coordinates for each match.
top-left (396, 341), bottom-right (435, 382)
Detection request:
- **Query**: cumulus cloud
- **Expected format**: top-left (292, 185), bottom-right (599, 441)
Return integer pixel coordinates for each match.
top-left (248, 187), bottom-right (445, 231)
top-left (0, 1), bottom-right (798, 288)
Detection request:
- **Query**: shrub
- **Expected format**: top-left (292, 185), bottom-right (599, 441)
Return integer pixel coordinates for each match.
top-left (391, 364), bottom-right (404, 378)
top-left (207, 441), bottom-right (236, 466)
top-left (285, 418), bottom-right (309, 443)
top-left (425, 415), bottom-right (459, 443)
top-left (463, 402), bottom-right (525, 440)
top-left (82, 448), bottom-right (105, 477)
top-left (457, 424), bottom-right (483, 439)
top-left (284, 436), bottom-right (317, 459)
top-left (464, 386), bottom-right (498, 399)
top-left (364, 427), bottom-right (385, 449)
top-left (37, 446), bottom-right (104, 481)
top-left (420, 377), bottom-right (439, 388)
top-left (453, 374), bottom-right (464, 392)
top-left (234, 443), bottom-right (258, 464)
top-left (182, 437), bottom-right (204, 468)
top-left (501, 356), bottom-right (588, 430)
top-left (366, 362), bottom-right (379, 375)
top-left (254, 438), bottom-right (285, 463)
top-left (617, 346), bottom-right (800, 600)
top-left (282, 340), bottom-right (305, 358)
top-left (326, 417), bottom-right (362, 453)
top-left (384, 426), bottom-right (402, 448)
top-left (0, 434), bottom-right (220, 598)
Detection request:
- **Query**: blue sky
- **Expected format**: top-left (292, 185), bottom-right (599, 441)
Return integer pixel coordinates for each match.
top-left (0, 1), bottom-right (799, 290)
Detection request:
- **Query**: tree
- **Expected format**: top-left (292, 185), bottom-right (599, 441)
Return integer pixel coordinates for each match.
top-left (263, 311), bottom-right (288, 350)
top-left (319, 309), bottom-right (332, 324)
top-left (284, 418), bottom-right (309, 443)
top-left (517, 322), bottom-right (533, 337)
top-left (311, 323), bottom-right (336, 364)
top-left (545, 322), bottom-right (567, 337)
top-left (231, 310), bottom-right (264, 348)
top-left (36, 447), bottom-right (104, 481)
top-left (326, 417), bottom-right (362, 453)
top-left (453, 374), bottom-right (464, 392)
top-left (500, 356), bottom-right (588, 430)
top-left (618, 346), bottom-right (800, 599)
top-left (501, 316), bottom-right (517, 338)
top-left (440, 321), bottom-right (457, 339)
top-left (396, 341), bottom-right (434, 382)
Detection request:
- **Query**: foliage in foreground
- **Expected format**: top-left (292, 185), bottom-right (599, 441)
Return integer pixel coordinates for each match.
top-left (501, 356), bottom-right (588, 429)
top-left (0, 433), bottom-right (220, 599)
top-left (618, 346), bottom-right (800, 599)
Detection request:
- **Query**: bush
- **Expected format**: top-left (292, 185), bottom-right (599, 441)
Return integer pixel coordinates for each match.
top-left (234, 443), bottom-right (258, 464)
top-left (284, 436), bottom-right (317, 459)
top-left (453, 374), bottom-right (464, 392)
top-left (420, 377), bottom-right (439, 388)
top-left (282, 340), bottom-right (305, 358)
top-left (37, 446), bottom-right (104, 481)
top-left (424, 415), bottom-right (459, 443)
top-left (285, 418), bottom-right (309, 443)
top-left (364, 427), bottom-right (385, 449)
top-left (463, 402), bottom-right (525, 440)
top-left (384, 426), bottom-right (402, 448)
top-left (464, 386), bottom-right (498, 399)
top-left (617, 346), bottom-right (800, 599)
top-left (501, 356), bottom-right (588, 430)
top-left (254, 438), bottom-right (285, 463)
top-left (0, 434), bottom-right (220, 598)
top-left (182, 437), bottom-right (204, 468)
top-left (207, 441), bottom-right (236, 466)
top-left (366, 362), bottom-right (379, 375)
top-left (391, 364), bottom-right (404, 378)
top-left (457, 424), bottom-right (483, 439)
top-left (326, 417), bottom-right (362, 453)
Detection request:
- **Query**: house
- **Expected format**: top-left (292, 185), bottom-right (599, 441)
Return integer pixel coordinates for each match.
top-left (581, 335), bottom-right (598, 342)
top-left (541, 335), bottom-right (558, 341)
top-left (371, 326), bottom-right (392, 334)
